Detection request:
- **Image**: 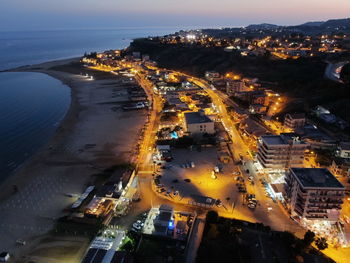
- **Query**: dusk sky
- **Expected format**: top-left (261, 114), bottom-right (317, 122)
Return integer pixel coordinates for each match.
top-left (1, 0), bottom-right (350, 30)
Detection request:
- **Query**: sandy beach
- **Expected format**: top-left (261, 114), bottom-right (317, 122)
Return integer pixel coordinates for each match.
top-left (0, 58), bottom-right (147, 262)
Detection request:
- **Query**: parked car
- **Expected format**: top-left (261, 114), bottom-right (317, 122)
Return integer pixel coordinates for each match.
top-left (16, 239), bottom-right (26, 246)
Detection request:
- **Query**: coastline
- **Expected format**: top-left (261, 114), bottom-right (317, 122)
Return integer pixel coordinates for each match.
top-left (0, 58), bottom-right (81, 201)
top-left (0, 57), bottom-right (147, 262)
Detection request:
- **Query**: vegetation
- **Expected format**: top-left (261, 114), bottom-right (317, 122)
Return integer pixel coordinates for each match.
top-left (53, 216), bottom-right (104, 240)
top-left (128, 38), bottom-right (350, 122)
top-left (315, 237), bottom-right (329, 250)
top-left (135, 237), bottom-right (185, 263)
top-left (303, 230), bottom-right (316, 247)
top-left (197, 211), bottom-right (334, 263)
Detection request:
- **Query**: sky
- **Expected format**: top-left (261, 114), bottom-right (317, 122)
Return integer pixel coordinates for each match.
top-left (1, 0), bottom-right (350, 30)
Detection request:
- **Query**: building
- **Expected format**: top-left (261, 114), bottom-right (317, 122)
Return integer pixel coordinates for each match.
top-left (204, 71), bottom-right (220, 82)
top-left (184, 111), bottom-right (215, 134)
top-left (285, 168), bottom-right (345, 221)
top-left (226, 79), bottom-right (245, 95)
top-left (337, 142), bottom-right (350, 159)
top-left (142, 205), bottom-right (194, 241)
top-left (257, 133), bottom-right (308, 170)
top-left (81, 231), bottom-right (129, 263)
top-left (84, 197), bottom-right (116, 219)
top-left (284, 113), bottom-right (306, 130)
top-left (330, 158), bottom-right (350, 177)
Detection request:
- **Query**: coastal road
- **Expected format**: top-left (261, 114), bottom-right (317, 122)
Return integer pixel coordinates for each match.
top-left (135, 72), bottom-right (163, 172)
top-left (190, 77), bottom-right (252, 161)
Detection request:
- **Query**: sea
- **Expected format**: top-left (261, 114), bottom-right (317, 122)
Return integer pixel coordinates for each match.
top-left (0, 27), bottom-right (185, 182)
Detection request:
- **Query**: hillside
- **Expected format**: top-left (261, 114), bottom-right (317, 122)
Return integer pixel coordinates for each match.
top-left (128, 38), bottom-right (350, 122)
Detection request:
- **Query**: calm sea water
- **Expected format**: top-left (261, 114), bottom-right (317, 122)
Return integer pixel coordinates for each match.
top-left (0, 27), bottom-right (183, 182)
top-left (0, 72), bottom-right (70, 178)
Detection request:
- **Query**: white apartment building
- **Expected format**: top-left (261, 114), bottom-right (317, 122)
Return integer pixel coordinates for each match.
top-left (257, 133), bottom-right (308, 171)
top-left (184, 111), bottom-right (215, 135)
top-left (285, 168), bottom-right (345, 221)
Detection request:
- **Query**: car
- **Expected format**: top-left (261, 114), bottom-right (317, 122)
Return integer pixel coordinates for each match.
top-left (132, 223), bottom-right (142, 230)
top-left (214, 166), bottom-right (220, 173)
top-left (16, 239), bottom-right (26, 246)
top-left (247, 176), bottom-right (253, 182)
top-left (184, 179), bottom-right (191, 183)
top-left (248, 200), bottom-right (257, 204)
top-left (247, 203), bottom-right (256, 209)
top-left (247, 194), bottom-right (256, 200)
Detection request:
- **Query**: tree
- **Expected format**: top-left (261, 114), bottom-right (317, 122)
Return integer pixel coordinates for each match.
top-left (303, 230), bottom-right (315, 247)
top-left (315, 237), bottom-right (328, 250)
top-left (206, 210), bottom-right (219, 224)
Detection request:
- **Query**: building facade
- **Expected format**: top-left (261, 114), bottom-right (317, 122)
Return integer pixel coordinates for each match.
top-left (184, 111), bottom-right (215, 134)
top-left (226, 80), bottom-right (245, 95)
top-left (284, 113), bottom-right (306, 130)
top-left (338, 142), bottom-right (350, 159)
top-left (257, 133), bottom-right (308, 170)
top-left (285, 168), bottom-right (345, 221)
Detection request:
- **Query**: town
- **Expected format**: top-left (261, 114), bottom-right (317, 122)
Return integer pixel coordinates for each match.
top-left (29, 31), bottom-right (350, 262)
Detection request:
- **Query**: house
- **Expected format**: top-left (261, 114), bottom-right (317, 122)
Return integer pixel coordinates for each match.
top-left (284, 113), bottom-right (306, 130)
top-left (250, 91), bottom-right (266, 105)
top-left (226, 79), bottom-right (246, 95)
top-left (205, 71), bottom-right (220, 82)
top-left (249, 104), bottom-right (267, 114)
top-left (184, 110), bottom-right (215, 134)
top-left (298, 125), bottom-right (337, 150)
top-left (337, 142), bottom-right (350, 159)
top-left (330, 158), bottom-right (350, 177)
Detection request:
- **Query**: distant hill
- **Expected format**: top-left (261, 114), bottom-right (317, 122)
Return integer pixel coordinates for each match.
top-left (245, 18), bottom-right (350, 34)
top-left (296, 18), bottom-right (350, 29)
top-left (322, 18), bottom-right (350, 28)
top-left (299, 21), bottom-right (324, 27)
top-left (246, 23), bottom-right (280, 30)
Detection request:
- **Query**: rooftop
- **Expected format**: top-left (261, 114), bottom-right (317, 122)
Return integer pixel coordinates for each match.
top-left (184, 111), bottom-right (212, 125)
top-left (290, 168), bottom-right (345, 189)
top-left (261, 133), bottom-right (306, 146)
top-left (286, 113), bottom-right (306, 120)
top-left (340, 142), bottom-right (350, 151)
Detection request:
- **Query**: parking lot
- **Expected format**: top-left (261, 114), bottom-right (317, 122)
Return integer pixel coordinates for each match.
top-left (154, 147), bottom-right (240, 210)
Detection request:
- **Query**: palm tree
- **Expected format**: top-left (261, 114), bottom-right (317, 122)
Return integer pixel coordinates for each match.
top-left (315, 237), bottom-right (328, 250)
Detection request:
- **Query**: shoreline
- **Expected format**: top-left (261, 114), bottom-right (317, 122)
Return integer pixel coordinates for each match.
top-left (0, 58), bottom-right (81, 201)
top-left (0, 57), bottom-right (147, 262)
